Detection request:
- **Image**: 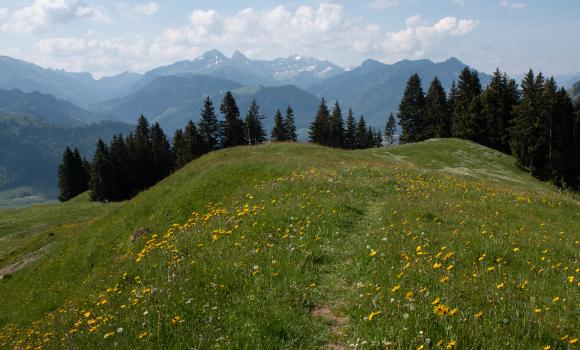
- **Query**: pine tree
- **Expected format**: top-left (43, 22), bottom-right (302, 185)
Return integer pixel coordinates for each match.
top-left (425, 77), bottom-right (450, 138)
top-left (57, 147), bottom-right (88, 202)
top-left (365, 127), bottom-right (375, 149)
top-left (132, 115), bottom-right (153, 191)
top-left (284, 105), bottom-right (297, 142)
top-left (89, 139), bottom-right (112, 202)
top-left (151, 123), bottom-right (174, 183)
top-left (398, 73), bottom-right (426, 143)
top-left (220, 92), bottom-right (246, 148)
top-left (549, 87), bottom-right (576, 187)
top-left (510, 70), bottom-right (549, 177)
top-left (356, 115), bottom-right (368, 149)
top-left (271, 110), bottom-right (286, 142)
top-left (479, 69), bottom-right (520, 153)
top-left (309, 98), bottom-right (330, 145)
top-left (73, 148), bottom-right (90, 195)
top-left (374, 130), bottom-right (383, 148)
top-left (344, 108), bottom-right (357, 149)
top-left (328, 101), bottom-right (345, 148)
top-left (109, 134), bottom-right (131, 201)
top-left (385, 113), bottom-right (396, 146)
top-left (245, 99), bottom-right (266, 145)
top-left (183, 121), bottom-right (204, 161)
top-left (572, 106), bottom-right (580, 190)
top-left (198, 96), bottom-right (219, 152)
top-left (172, 128), bottom-right (188, 169)
top-left (452, 68), bottom-right (483, 141)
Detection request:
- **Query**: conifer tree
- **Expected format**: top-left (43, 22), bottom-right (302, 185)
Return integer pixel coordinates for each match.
top-left (374, 130), bottom-right (383, 148)
top-left (220, 91), bottom-right (246, 147)
top-left (479, 69), bottom-right (519, 153)
top-left (151, 123), bottom-right (174, 183)
top-left (329, 101), bottom-right (345, 148)
top-left (547, 86), bottom-right (575, 186)
top-left (385, 113), bottom-right (396, 146)
top-left (245, 99), bottom-right (266, 145)
top-left (198, 96), bottom-right (219, 152)
top-left (184, 121), bottom-right (204, 161)
top-left (356, 115), bottom-right (368, 149)
top-left (109, 134), bottom-right (131, 201)
top-left (132, 115), bottom-right (153, 190)
top-left (425, 77), bottom-right (450, 138)
top-left (271, 110), bottom-right (286, 142)
top-left (344, 108), bottom-right (357, 149)
top-left (510, 70), bottom-right (549, 177)
top-left (309, 98), bottom-right (330, 145)
top-left (452, 68), bottom-right (483, 141)
top-left (89, 139), bottom-right (112, 202)
top-left (172, 129), bottom-right (188, 169)
top-left (284, 105), bottom-right (297, 142)
top-left (73, 148), bottom-right (90, 195)
top-left (57, 147), bottom-right (88, 202)
top-left (398, 73), bottom-right (426, 143)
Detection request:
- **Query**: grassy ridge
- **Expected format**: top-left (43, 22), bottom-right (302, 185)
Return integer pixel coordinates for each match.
top-left (0, 139), bottom-right (578, 349)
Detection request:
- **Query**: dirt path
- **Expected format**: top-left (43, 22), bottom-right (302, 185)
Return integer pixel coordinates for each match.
top-left (0, 243), bottom-right (54, 279)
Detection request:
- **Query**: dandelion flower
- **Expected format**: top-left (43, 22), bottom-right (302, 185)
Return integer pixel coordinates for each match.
top-left (474, 311), bottom-right (484, 319)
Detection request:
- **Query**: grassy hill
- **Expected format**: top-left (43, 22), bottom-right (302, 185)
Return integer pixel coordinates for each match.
top-left (0, 139), bottom-right (578, 349)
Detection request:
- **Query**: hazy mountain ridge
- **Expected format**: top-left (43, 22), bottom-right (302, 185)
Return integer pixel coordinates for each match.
top-left (0, 56), bottom-right (142, 107)
top-left (94, 74), bottom-right (319, 133)
top-left (0, 88), bottom-right (99, 127)
top-left (308, 57), bottom-right (492, 126)
top-left (136, 49), bottom-right (344, 91)
top-left (0, 113), bottom-right (133, 199)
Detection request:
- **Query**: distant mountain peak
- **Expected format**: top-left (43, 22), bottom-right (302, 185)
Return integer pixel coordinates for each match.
top-left (198, 49), bottom-right (227, 61)
top-left (231, 50), bottom-right (250, 62)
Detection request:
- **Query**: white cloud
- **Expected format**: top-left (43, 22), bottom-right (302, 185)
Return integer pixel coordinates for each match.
top-left (0, 8), bottom-right (8, 32)
top-left (452, 0), bottom-right (465, 6)
top-left (377, 16), bottom-right (479, 61)
top-left (500, 0), bottom-right (527, 10)
top-left (117, 2), bottom-right (159, 19)
top-left (370, 0), bottom-right (400, 10)
top-left (10, 0), bottom-right (109, 33)
top-left (21, 3), bottom-right (478, 77)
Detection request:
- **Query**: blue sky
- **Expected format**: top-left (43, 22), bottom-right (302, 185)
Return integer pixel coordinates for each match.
top-left (0, 0), bottom-right (578, 78)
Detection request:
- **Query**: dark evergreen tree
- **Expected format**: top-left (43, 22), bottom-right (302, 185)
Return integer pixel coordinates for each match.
top-left (328, 101), bottom-right (345, 148)
top-left (344, 108), bottom-right (357, 149)
top-left (356, 115), bottom-right (368, 149)
top-left (131, 115), bottom-right (153, 190)
top-left (57, 147), bottom-right (89, 202)
top-left (220, 91), bottom-right (246, 147)
top-left (89, 139), bottom-right (112, 202)
top-left (452, 68), bottom-right (483, 141)
top-left (245, 99), bottom-right (266, 145)
top-left (198, 96), bottom-right (219, 152)
top-left (425, 77), bottom-right (450, 138)
top-left (549, 87), bottom-right (576, 187)
top-left (398, 73), bottom-right (426, 143)
top-left (172, 128), bottom-right (188, 169)
top-left (479, 69), bottom-right (519, 153)
top-left (374, 130), bottom-right (383, 148)
top-left (74, 148), bottom-right (90, 195)
top-left (284, 105), bottom-right (297, 142)
top-left (309, 98), bottom-right (330, 145)
top-left (385, 113), bottom-right (396, 146)
top-left (184, 121), bottom-right (205, 160)
top-left (151, 123), bottom-right (174, 183)
top-left (510, 70), bottom-right (549, 177)
top-left (109, 134), bottom-right (131, 200)
top-left (271, 110), bottom-right (286, 142)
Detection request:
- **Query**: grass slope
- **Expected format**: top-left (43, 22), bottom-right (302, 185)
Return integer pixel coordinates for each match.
top-left (0, 139), bottom-right (578, 349)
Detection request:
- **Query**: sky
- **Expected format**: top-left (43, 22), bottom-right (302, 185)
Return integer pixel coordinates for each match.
top-left (0, 0), bottom-right (578, 78)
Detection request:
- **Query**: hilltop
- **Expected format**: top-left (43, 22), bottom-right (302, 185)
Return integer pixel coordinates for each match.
top-left (0, 139), bottom-right (578, 349)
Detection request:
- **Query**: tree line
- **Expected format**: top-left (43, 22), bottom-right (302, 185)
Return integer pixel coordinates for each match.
top-left (58, 92), bottom-right (302, 202)
top-left (398, 67), bottom-right (580, 190)
top-left (308, 98), bottom-right (384, 149)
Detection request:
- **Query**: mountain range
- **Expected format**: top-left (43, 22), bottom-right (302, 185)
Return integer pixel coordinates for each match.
top-left (0, 50), bottom-right (492, 131)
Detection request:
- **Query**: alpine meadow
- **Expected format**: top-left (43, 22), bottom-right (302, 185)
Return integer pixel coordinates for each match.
top-left (0, 1), bottom-right (579, 350)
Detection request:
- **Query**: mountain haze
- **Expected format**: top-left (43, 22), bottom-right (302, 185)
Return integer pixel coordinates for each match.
top-left (308, 57), bottom-right (492, 126)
